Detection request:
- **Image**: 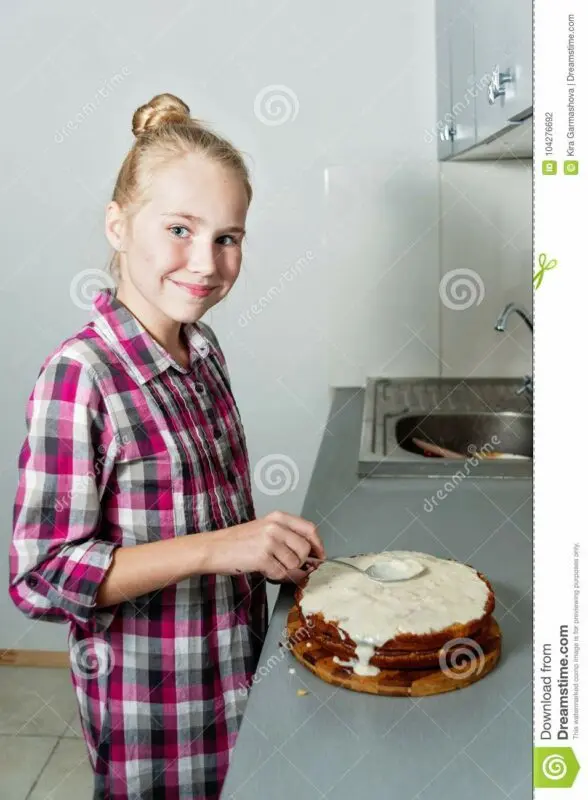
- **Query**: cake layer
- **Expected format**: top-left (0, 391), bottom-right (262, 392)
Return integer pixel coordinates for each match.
top-left (309, 612), bottom-right (496, 669)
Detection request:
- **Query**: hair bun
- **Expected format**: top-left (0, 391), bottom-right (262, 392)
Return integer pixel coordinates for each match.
top-left (132, 93), bottom-right (191, 136)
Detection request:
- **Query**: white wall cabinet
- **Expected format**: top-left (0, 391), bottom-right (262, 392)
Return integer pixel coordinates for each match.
top-left (449, 0), bottom-right (476, 152)
top-left (435, 0), bottom-right (455, 159)
top-left (436, 0), bottom-right (532, 159)
top-left (473, 0), bottom-right (533, 143)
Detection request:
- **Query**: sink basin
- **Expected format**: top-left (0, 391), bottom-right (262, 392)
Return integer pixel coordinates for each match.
top-left (395, 412), bottom-right (532, 458)
top-left (358, 378), bottom-right (532, 478)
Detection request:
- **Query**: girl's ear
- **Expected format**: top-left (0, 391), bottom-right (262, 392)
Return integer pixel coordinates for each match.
top-left (105, 201), bottom-right (127, 252)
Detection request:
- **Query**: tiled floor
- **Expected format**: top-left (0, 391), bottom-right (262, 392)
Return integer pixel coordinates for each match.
top-left (0, 667), bottom-right (93, 799)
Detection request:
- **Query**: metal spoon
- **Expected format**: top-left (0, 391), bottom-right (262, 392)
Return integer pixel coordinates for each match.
top-left (304, 556), bottom-right (425, 583)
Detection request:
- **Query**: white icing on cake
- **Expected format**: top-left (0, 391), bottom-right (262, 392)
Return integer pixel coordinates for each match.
top-left (299, 551), bottom-right (491, 677)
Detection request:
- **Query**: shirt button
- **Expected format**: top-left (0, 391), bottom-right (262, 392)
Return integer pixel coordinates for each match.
top-left (195, 382), bottom-right (205, 393)
top-left (26, 575), bottom-right (38, 588)
top-left (213, 427), bottom-right (222, 439)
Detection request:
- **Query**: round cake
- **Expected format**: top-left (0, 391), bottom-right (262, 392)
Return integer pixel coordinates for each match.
top-left (294, 551), bottom-right (496, 676)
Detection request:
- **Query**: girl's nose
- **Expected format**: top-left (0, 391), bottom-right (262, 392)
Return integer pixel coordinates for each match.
top-left (186, 242), bottom-right (218, 275)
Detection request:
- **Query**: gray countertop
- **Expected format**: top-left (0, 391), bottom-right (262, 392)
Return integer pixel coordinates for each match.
top-left (222, 388), bottom-right (532, 800)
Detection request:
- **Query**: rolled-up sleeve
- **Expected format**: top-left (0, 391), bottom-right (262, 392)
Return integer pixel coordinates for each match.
top-left (9, 355), bottom-right (121, 634)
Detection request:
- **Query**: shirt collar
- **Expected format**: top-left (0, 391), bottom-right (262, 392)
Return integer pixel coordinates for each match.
top-left (90, 288), bottom-right (212, 385)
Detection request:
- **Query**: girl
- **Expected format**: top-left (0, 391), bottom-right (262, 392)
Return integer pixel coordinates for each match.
top-left (9, 92), bottom-right (325, 800)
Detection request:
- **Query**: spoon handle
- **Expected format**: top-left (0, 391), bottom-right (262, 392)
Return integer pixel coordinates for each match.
top-left (304, 557), bottom-right (364, 574)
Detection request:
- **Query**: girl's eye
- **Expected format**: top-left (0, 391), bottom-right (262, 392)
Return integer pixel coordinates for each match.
top-left (169, 226), bottom-right (241, 246)
top-left (170, 225), bottom-right (190, 238)
top-left (217, 234), bottom-right (240, 246)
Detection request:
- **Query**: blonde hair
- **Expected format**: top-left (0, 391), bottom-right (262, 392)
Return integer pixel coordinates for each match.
top-left (107, 92), bottom-right (253, 284)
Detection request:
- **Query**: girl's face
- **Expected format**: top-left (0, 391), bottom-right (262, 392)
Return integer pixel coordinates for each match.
top-left (108, 152), bottom-right (249, 324)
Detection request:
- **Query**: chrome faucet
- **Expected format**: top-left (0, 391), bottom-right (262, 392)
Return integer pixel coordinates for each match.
top-left (494, 303), bottom-right (533, 333)
top-left (494, 303), bottom-right (533, 403)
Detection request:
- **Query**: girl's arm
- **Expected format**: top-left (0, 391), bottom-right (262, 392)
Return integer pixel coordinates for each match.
top-left (10, 357), bottom-right (122, 634)
top-left (96, 511), bottom-right (324, 607)
top-left (94, 534), bottom-right (211, 607)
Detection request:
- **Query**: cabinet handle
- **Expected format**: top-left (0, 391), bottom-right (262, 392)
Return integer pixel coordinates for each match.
top-left (440, 122), bottom-right (456, 141)
top-left (487, 65), bottom-right (514, 104)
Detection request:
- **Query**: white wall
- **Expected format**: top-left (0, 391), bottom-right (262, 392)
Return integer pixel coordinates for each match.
top-left (0, 0), bottom-right (438, 649)
top-left (325, 157), bottom-right (533, 385)
top-left (323, 158), bottom-right (442, 385)
top-left (439, 159), bottom-right (533, 378)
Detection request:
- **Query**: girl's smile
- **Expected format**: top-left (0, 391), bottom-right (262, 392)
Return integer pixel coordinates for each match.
top-left (169, 278), bottom-right (218, 298)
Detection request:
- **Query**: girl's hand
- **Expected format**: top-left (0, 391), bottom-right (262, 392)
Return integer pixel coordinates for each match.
top-left (205, 510), bottom-right (325, 581)
top-left (267, 563), bottom-right (319, 585)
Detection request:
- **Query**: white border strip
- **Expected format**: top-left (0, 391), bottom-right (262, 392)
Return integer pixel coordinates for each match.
top-left (535, 0), bottom-right (587, 794)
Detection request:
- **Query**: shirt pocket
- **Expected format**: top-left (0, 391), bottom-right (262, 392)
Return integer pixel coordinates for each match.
top-left (110, 419), bottom-right (175, 544)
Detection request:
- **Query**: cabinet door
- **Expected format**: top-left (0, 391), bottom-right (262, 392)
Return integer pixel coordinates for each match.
top-left (473, 0), bottom-right (533, 143)
top-left (504, 0), bottom-right (532, 117)
top-left (435, 0), bottom-right (454, 159)
top-left (449, 0), bottom-right (477, 154)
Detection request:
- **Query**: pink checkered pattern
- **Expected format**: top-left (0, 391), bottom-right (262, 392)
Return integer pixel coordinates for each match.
top-left (9, 288), bottom-right (268, 799)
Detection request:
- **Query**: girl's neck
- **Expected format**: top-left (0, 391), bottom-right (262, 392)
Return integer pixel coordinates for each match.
top-left (114, 283), bottom-right (184, 357)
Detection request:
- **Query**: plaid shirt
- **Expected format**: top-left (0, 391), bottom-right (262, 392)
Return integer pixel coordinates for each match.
top-left (9, 288), bottom-right (268, 799)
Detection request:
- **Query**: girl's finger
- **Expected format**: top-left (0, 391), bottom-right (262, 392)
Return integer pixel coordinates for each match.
top-left (274, 513), bottom-right (326, 559)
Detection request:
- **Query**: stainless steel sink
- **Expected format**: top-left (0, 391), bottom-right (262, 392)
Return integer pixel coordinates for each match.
top-left (358, 378), bottom-right (532, 478)
top-left (395, 412), bottom-right (532, 457)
